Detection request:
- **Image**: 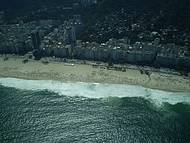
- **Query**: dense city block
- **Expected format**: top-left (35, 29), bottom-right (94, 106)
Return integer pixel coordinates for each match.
top-left (0, 0), bottom-right (190, 72)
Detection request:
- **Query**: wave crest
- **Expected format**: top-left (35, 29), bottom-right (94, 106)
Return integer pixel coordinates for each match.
top-left (0, 78), bottom-right (190, 106)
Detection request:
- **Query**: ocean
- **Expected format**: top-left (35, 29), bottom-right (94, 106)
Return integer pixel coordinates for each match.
top-left (0, 78), bottom-right (190, 143)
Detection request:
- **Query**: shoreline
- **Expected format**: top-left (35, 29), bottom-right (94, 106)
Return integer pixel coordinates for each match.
top-left (0, 55), bottom-right (190, 93)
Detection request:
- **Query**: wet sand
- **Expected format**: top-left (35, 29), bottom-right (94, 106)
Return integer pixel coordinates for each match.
top-left (0, 56), bottom-right (190, 92)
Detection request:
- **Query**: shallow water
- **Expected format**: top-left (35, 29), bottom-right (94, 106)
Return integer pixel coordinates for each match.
top-left (0, 78), bottom-right (190, 143)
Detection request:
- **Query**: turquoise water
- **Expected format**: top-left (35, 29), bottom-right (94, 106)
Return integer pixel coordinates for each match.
top-left (0, 78), bottom-right (190, 143)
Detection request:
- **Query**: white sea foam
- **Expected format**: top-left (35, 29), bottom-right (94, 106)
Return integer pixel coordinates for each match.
top-left (0, 77), bottom-right (190, 105)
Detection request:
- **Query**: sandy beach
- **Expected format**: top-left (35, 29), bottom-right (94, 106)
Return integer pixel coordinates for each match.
top-left (0, 55), bottom-right (190, 92)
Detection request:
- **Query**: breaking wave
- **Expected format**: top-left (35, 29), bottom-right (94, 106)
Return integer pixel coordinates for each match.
top-left (0, 77), bottom-right (190, 106)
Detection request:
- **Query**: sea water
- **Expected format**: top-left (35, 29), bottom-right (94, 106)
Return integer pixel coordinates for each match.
top-left (0, 78), bottom-right (190, 142)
